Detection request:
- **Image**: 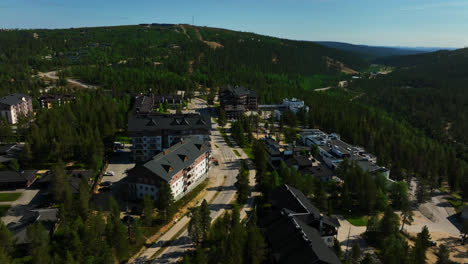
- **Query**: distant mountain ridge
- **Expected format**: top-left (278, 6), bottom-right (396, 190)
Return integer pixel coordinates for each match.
top-left (314, 41), bottom-right (434, 61)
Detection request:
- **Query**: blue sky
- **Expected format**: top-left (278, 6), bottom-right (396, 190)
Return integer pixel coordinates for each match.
top-left (1, 0), bottom-right (467, 48)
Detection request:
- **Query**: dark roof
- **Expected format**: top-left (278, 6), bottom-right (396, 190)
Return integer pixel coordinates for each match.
top-left (222, 85), bottom-right (257, 97)
top-left (265, 210), bottom-right (341, 264)
top-left (7, 208), bottom-right (58, 244)
top-left (0, 93), bottom-right (31, 106)
top-left (0, 144), bottom-right (14, 155)
top-left (68, 170), bottom-right (93, 194)
top-left (142, 138), bottom-right (210, 182)
top-left (128, 113), bottom-right (211, 135)
top-left (133, 94), bottom-right (183, 114)
top-left (304, 164), bottom-right (335, 181)
top-left (40, 170), bottom-right (92, 194)
top-left (0, 170), bottom-right (37, 184)
top-left (272, 185), bottom-right (321, 218)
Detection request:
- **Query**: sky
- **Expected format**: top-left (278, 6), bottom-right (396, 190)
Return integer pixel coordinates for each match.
top-left (1, 0), bottom-right (467, 48)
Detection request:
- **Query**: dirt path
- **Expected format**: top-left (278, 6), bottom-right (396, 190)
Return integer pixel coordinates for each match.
top-left (37, 71), bottom-right (97, 89)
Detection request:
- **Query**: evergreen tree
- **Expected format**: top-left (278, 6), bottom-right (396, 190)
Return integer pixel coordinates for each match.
top-left (142, 194), bottom-right (155, 226)
top-left (157, 182), bottom-right (175, 222)
top-left (235, 164), bottom-right (250, 204)
top-left (435, 245), bottom-right (453, 264)
top-left (27, 222), bottom-right (51, 264)
top-left (188, 207), bottom-right (203, 245)
top-left (351, 243), bottom-right (361, 264)
top-left (0, 221), bottom-right (13, 258)
top-left (389, 181), bottom-right (409, 210)
top-left (381, 233), bottom-right (410, 264)
top-left (417, 226), bottom-right (431, 250)
top-left (78, 176), bottom-right (90, 219)
top-left (245, 222), bottom-right (266, 264)
top-left (416, 179), bottom-right (431, 204)
top-left (379, 207), bottom-right (400, 237)
top-left (52, 160), bottom-right (67, 203)
top-left (200, 199), bottom-right (211, 242)
top-left (218, 109), bottom-right (227, 129)
top-left (400, 200), bottom-right (414, 232)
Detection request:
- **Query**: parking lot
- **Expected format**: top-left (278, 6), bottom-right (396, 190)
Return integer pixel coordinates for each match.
top-left (104, 144), bottom-right (135, 184)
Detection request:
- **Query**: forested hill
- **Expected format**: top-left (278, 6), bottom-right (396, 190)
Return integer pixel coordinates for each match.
top-left (0, 24), bottom-right (367, 102)
top-left (350, 47), bottom-right (468, 148)
top-left (376, 47), bottom-right (468, 68)
top-left (315, 41), bottom-right (428, 61)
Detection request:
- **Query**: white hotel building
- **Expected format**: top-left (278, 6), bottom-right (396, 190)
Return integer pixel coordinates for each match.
top-left (126, 139), bottom-right (211, 201)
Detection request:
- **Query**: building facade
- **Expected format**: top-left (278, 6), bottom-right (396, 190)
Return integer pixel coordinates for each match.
top-left (220, 85), bottom-right (258, 119)
top-left (126, 139), bottom-right (211, 201)
top-left (128, 113), bottom-right (211, 162)
top-left (0, 93), bottom-right (33, 124)
top-left (39, 94), bottom-right (75, 109)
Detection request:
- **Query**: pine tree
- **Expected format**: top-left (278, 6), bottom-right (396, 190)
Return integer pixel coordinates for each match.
top-left (0, 221), bottom-right (14, 258)
top-left (189, 206), bottom-right (203, 245)
top-left (435, 245), bottom-right (452, 264)
top-left (142, 194), bottom-right (155, 226)
top-left (351, 243), bottom-right (361, 264)
top-left (246, 223), bottom-right (266, 264)
top-left (380, 207), bottom-right (400, 236)
top-left (416, 179), bottom-right (431, 204)
top-left (27, 222), bottom-right (51, 264)
top-left (200, 199), bottom-right (211, 241)
top-left (157, 182), bottom-right (175, 222)
top-left (78, 176), bottom-right (90, 219)
top-left (52, 160), bottom-right (67, 203)
top-left (235, 165), bottom-right (250, 204)
top-left (218, 109), bottom-right (227, 130)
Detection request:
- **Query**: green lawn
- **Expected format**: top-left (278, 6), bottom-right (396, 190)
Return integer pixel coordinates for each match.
top-left (0, 205), bottom-right (11, 216)
top-left (217, 127), bottom-right (233, 147)
top-left (447, 197), bottom-right (464, 213)
top-left (301, 75), bottom-right (324, 91)
top-left (242, 146), bottom-right (254, 160)
top-left (346, 216), bottom-right (368, 226)
top-left (0, 192), bottom-right (22, 202)
top-left (232, 149), bottom-right (241, 157)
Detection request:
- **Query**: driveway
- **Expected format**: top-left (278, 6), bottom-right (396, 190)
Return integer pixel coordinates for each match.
top-left (1, 188), bottom-right (43, 225)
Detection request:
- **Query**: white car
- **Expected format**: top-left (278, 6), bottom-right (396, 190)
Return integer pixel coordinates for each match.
top-left (104, 171), bottom-right (114, 176)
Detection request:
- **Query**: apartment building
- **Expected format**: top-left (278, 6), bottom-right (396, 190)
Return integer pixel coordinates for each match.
top-left (38, 94), bottom-right (75, 109)
top-left (126, 139), bottom-right (211, 201)
top-left (261, 185), bottom-right (341, 264)
top-left (220, 85), bottom-right (258, 119)
top-left (128, 113), bottom-right (211, 162)
top-left (0, 93), bottom-right (33, 124)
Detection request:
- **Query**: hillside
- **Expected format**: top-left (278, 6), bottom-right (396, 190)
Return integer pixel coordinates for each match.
top-left (351, 47), bottom-right (468, 148)
top-left (315, 41), bottom-right (428, 60)
top-left (0, 24), bottom-right (367, 103)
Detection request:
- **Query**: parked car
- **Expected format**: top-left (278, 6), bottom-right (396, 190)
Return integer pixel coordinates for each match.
top-left (100, 181), bottom-right (113, 187)
top-left (104, 171), bottom-right (114, 176)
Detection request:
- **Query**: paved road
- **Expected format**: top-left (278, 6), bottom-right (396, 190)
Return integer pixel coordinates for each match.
top-left (133, 98), bottom-right (256, 263)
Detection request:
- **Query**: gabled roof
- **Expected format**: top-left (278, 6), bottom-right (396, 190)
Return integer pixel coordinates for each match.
top-left (128, 113), bottom-right (211, 134)
top-left (265, 210), bottom-right (341, 264)
top-left (7, 208), bottom-right (58, 245)
top-left (0, 170), bottom-right (38, 183)
top-left (0, 93), bottom-right (31, 106)
top-left (139, 138), bottom-right (210, 182)
top-left (222, 85), bottom-right (257, 97)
